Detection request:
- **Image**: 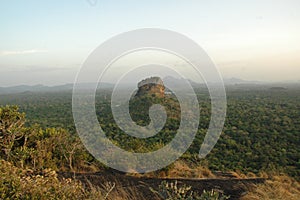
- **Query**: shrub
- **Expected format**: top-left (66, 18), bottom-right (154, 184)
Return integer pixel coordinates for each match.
top-left (150, 181), bottom-right (230, 200)
top-left (0, 159), bottom-right (105, 200)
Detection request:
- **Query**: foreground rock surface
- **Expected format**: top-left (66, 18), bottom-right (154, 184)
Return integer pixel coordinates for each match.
top-left (59, 171), bottom-right (266, 200)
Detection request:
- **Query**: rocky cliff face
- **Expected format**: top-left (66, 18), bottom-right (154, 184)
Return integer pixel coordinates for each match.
top-left (135, 77), bottom-right (165, 98)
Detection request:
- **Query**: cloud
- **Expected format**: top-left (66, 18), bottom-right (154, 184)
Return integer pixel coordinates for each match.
top-left (0, 49), bottom-right (47, 56)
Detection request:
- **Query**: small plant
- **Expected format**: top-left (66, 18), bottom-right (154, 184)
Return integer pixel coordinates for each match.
top-left (150, 181), bottom-right (230, 200)
top-left (150, 180), bottom-right (193, 200)
top-left (200, 189), bottom-right (230, 200)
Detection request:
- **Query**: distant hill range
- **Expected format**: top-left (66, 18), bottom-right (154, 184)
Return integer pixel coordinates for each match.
top-left (0, 83), bottom-right (113, 94)
top-left (0, 77), bottom-right (298, 94)
top-left (0, 84), bottom-right (73, 94)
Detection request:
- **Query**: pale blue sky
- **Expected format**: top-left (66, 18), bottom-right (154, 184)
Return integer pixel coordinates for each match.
top-left (0, 0), bottom-right (300, 86)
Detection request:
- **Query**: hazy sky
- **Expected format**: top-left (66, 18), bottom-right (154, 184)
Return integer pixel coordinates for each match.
top-left (0, 0), bottom-right (300, 86)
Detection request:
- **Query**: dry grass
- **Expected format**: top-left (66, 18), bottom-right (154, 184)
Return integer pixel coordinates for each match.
top-left (241, 174), bottom-right (300, 200)
top-left (128, 161), bottom-right (253, 179)
top-left (127, 160), bottom-right (216, 179)
top-left (107, 185), bottom-right (154, 200)
top-left (165, 160), bottom-right (216, 178)
top-left (130, 160), bottom-right (213, 179)
top-left (0, 159), bottom-right (149, 200)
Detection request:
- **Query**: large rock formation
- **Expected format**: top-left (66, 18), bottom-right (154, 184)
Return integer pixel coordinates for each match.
top-left (135, 77), bottom-right (165, 98)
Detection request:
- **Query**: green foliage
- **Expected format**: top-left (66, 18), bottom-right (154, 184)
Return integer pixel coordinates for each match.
top-left (0, 159), bottom-right (107, 200)
top-left (0, 86), bottom-right (299, 178)
top-left (0, 87), bottom-right (299, 198)
top-left (0, 105), bottom-right (26, 160)
top-left (0, 105), bottom-right (98, 172)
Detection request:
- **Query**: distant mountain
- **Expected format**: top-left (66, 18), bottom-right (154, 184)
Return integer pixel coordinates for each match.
top-left (0, 77), bottom-right (297, 95)
top-left (223, 77), bottom-right (264, 85)
top-left (163, 76), bottom-right (264, 86)
top-left (0, 84), bottom-right (51, 94)
top-left (163, 76), bottom-right (203, 89)
top-left (0, 82), bottom-right (113, 94)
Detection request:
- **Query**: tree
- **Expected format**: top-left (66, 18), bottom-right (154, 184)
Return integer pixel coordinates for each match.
top-left (0, 106), bottom-right (26, 161)
top-left (55, 129), bottom-right (83, 173)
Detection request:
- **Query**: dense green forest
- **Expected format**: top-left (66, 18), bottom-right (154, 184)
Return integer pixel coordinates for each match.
top-left (0, 85), bottom-right (299, 179)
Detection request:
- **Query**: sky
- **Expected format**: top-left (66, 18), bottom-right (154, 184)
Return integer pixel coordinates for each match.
top-left (0, 0), bottom-right (300, 86)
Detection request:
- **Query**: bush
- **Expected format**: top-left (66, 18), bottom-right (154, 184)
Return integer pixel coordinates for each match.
top-left (150, 181), bottom-right (230, 200)
top-left (0, 159), bottom-right (105, 200)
